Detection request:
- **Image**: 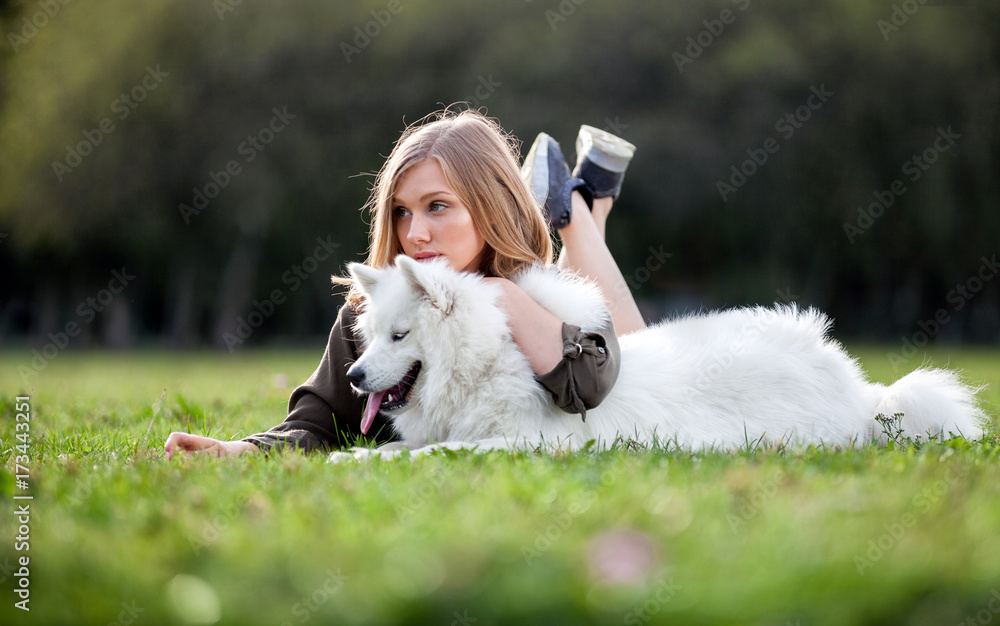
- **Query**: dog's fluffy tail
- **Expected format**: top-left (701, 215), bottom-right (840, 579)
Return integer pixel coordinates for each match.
top-left (872, 368), bottom-right (987, 441)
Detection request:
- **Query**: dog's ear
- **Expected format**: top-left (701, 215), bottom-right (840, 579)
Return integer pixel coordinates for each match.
top-left (395, 255), bottom-right (454, 315)
top-left (348, 263), bottom-right (382, 295)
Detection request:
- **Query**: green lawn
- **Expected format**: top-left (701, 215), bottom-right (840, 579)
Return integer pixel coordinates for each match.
top-left (2, 346), bottom-right (999, 625)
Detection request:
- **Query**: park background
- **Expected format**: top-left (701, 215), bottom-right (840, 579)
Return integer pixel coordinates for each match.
top-left (1, 0), bottom-right (998, 358)
top-left (3, 2), bottom-right (1000, 625)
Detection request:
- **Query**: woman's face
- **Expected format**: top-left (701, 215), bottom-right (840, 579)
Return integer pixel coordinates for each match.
top-left (393, 158), bottom-right (487, 273)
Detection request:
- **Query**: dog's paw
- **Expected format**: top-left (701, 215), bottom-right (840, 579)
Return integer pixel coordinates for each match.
top-left (327, 450), bottom-right (360, 464)
top-left (327, 447), bottom-right (387, 463)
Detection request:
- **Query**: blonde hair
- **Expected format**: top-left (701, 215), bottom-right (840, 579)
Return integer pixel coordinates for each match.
top-left (337, 109), bottom-right (553, 309)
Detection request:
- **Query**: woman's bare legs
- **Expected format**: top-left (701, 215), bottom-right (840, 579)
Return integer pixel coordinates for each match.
top-left (557, 191), bottom-right (646, 335)
top-left (590, 195), bottom-right (612, 240)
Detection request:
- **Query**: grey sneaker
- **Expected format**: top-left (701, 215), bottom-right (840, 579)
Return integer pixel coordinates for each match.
top-left (521, 132), bottom-right (592, 230)
top-left (571, 125), bottom-right (637, 200)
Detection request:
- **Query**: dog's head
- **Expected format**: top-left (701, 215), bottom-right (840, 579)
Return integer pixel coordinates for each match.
top-left (345, 255), bottom-right (508, 434)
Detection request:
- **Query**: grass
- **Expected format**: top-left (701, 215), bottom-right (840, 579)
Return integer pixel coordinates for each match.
top-left (1, 346), bottom-right (1000, 625)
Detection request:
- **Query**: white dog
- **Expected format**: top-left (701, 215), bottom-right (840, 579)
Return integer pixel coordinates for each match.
top-left (329, 256), bottom-right (985, 461)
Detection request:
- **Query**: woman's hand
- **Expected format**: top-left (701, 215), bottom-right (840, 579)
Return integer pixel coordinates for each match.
top-left (484, 277), bottom-right (564, 375)
top-left (163, 432), bottom-right (260, 459)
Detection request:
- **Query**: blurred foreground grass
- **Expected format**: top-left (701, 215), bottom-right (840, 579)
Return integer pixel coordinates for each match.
top-left (1, 347), bottom-right (999, 625)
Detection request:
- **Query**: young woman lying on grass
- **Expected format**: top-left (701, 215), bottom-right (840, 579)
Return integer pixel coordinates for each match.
top-left (164, 108), bottom-right (641, 458)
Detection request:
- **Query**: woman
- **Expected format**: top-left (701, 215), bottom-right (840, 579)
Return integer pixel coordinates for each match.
top-left (164, 109), bottom-right (644, 458)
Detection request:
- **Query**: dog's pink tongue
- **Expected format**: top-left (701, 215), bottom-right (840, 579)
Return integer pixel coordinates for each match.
top-left (360, 390), bottom-right (386, 435)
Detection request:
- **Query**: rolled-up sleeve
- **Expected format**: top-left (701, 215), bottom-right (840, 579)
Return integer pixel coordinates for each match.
top-left (534, 319), bottom-right (621, 420)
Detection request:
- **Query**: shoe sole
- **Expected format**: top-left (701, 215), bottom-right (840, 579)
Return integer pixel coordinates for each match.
top-left (576, 124), bottom-right (635, 173)
top-left (522, 132), bottom-right (552, 207)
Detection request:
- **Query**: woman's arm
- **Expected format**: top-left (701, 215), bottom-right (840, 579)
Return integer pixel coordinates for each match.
top-left (164, 433), bottom-right (259, 459)
top-left (487, 276), bottom-right (621, 419)
top-left (164, 304), bottom-right (393, 459)
top-left (486, 277), bottom-right (564, 375)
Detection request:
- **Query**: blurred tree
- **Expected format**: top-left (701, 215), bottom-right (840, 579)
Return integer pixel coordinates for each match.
top-left (0, 0), bottom-right (997, 347)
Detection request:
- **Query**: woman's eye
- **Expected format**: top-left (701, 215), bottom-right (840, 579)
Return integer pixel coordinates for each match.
top-left (429, 202), bottom-right (446, 212)
top-left (395, 207), bottom-right (411, 218)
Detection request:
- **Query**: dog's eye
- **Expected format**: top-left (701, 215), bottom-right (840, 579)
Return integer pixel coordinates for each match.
top-left (391, 331), bottom-right (409, 342)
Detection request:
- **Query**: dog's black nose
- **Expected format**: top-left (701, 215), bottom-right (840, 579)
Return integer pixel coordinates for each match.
top-left (346, 366), bottom-right (365, 386)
